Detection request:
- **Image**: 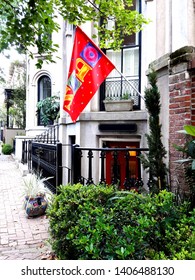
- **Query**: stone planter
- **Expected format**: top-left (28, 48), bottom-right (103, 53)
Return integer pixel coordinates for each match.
top-left (103, 99), bottom-right (134, 112)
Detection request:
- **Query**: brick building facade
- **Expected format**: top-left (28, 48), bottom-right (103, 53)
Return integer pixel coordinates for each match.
top-left (152, 46), bottom-right (195, 192)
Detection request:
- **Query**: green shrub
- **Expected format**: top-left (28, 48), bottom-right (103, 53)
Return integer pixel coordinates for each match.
top-left (47, 185), bottom-right (195, 260)
top-left (2, 144), bottom-right (13, 155)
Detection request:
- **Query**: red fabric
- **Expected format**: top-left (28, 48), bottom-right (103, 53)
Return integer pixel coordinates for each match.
top-left (63, 26), bottom-right (115, 122)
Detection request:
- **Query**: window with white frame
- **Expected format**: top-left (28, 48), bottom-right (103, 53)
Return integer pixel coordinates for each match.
top-left (37, 75), bottom-right (51, 125)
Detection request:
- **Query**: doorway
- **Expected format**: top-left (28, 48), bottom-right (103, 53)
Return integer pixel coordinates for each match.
top-left (105, 141), bottom-right (140, 190)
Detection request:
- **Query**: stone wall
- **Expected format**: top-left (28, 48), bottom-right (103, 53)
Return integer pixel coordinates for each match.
top-left (3, 128), bottom-right (25, 146)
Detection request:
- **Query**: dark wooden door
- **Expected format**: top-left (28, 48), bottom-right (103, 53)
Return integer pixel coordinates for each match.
top-left (105, 141), bottom-right (139, 189)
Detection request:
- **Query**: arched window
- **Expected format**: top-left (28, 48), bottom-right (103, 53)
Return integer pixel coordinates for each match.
top-left (37, 75), bottom-right (51, 125)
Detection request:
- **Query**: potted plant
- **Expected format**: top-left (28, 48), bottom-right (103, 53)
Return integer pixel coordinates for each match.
top-left (23, 173), bottom-right (53, 218)
top-left (103, 93), bottom-right (134, 112)
top-left (36, 95), bottom-right (60, 126)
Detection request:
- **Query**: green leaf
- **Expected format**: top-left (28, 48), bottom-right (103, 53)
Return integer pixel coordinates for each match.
top-left (184, 125), bottom-right (195, 136)
top-left (192, 160), bottom-right (195, 170)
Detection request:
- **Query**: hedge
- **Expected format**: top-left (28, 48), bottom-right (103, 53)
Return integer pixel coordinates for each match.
top-left (2, 144), bottom-right (13, 155)
top-left (47, 184), bottom-right (195, 260)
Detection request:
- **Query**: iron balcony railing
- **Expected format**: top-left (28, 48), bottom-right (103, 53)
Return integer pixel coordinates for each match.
top-left (100, 76), bottom-right (140, 111)
top-left (105, 77), bottom-right (139, 103)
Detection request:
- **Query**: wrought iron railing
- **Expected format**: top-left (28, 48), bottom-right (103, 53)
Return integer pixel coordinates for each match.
top-left (71, 145), bottom-right (149, 191)
top-left (21, 124), bottom-right (61, 193)
top-left (105, 76), bottom-right (139, 104)
top-left (31, 142), bottom-right (62, 193)
top-left (100, 75), bottom-right (140, 110)
top-left (34, 124), bottom-right (59, 144)
top-left (21, 128), bottom-right (151, 193)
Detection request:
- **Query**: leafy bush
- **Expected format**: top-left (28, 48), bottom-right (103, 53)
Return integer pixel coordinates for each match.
top-left (36, 95), bottom-right (60, 126)
top-left (174, 124), bottom-right (195, 209)
top-left (47, 184), bottom-right (195, 260)
top-left (2, 144), bottom-right (13, 155)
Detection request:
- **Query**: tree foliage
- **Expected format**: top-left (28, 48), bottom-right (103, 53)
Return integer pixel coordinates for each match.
top-left (141, 69), bottom-right (167, 194)
top-left (0, 66), bottom-right (5, 84)
top-left (9, 85), bottom-right (26, 128)
top-left (0, 0), bottom-right (149, 67)
top-left (6, 60), bottom-right (26, 128)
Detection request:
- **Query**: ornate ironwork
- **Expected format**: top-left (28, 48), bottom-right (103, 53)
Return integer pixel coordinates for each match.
top-left (86, 149), bottom-right (94, 185)
top-left (105, 77), bottom-right (139, 106)
top-left (72, 146), bottom-right (150, 191)
top-left (99, 150), bottom-right (106, 185)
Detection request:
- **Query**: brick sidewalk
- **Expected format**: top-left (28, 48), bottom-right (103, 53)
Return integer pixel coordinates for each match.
top-left (0, 155), bottom-right (50, 260)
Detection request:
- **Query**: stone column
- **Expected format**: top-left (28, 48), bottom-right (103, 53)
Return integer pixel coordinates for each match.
top-left (169, 46), bottom-right (195, 191)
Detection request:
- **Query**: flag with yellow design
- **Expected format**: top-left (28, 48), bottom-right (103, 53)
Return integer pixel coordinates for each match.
top-left (63, 26), bottom-right (115, 122)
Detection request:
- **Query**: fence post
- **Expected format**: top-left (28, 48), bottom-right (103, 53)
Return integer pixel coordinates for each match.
top-left (99, 150), bottom-right (106, 185)
top-left (56, 143), bottom-right (62, 189)
top-left (86, 149), bottom-right (94, 185)
top-left (112, 151), bottom-right (119, 186)
top-left (71, 144), bottom-right (82, 184)
top-left (123, 151), bottom-right (131, 190)
top-left (28, 140), bottom-right (32, 172)
top-left (21, 140), bottom-right (28, 164)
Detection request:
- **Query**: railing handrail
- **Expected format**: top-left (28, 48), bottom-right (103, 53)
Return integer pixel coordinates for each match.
top-left (71, 144), bottom-right (149, 190)
top-left (75, 146), bottom-right (149, 152)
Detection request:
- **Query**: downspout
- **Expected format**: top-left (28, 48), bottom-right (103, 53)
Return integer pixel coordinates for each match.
top-left (138, 0), bottom-right (142, 109)
top-left (169, 0), bottom-right (172, 53)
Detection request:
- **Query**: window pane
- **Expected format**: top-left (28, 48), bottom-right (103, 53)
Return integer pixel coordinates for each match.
top-left (106, 50), bottom-right (121, 77)
top-left (123, 33), bottom-right (136, 46)
top-left (38, 76), bottom-right (51, 101)
top-left (123, 47), bottom-right (139, 76)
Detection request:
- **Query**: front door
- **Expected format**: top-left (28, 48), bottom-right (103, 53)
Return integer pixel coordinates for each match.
top-left (105, 141), bottom-right (140, 190)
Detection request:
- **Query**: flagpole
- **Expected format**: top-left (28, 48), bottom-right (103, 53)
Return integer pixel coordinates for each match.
top-left (115, 68), bottom-right (145, 101)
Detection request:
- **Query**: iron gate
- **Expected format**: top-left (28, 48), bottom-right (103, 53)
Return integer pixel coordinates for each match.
top-left (31, 141), bottom-right (62, 193)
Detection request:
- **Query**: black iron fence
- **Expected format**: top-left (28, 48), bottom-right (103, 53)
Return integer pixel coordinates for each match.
top-left (21, 139), bottom-right (29, 165)
top-left (34, 124), bottom-right (59, 144)
top-left (21, 125), bottom-right (150, 193)
top-left (21, 124), bottom-right (62, 193)
top-left (71, 145), bottom-right (149, 191)
top-left (31, 142), bottom-right (62, 193)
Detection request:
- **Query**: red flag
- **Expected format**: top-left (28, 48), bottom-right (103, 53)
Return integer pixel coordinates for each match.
top-left (63, 26), bottom-right (115, 122)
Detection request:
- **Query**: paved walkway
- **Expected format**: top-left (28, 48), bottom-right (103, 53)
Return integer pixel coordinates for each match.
top-left (0, 154), bottom-right (50, 260)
